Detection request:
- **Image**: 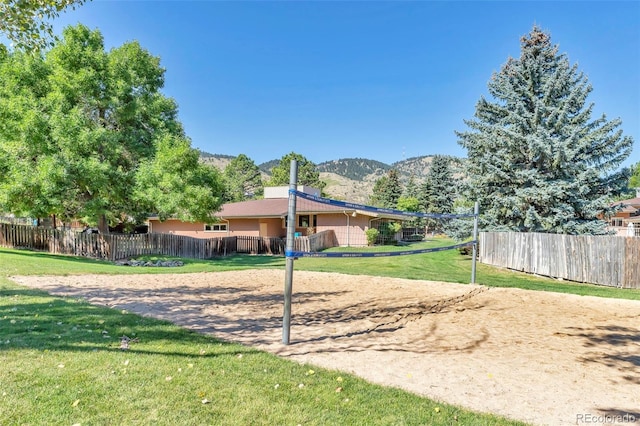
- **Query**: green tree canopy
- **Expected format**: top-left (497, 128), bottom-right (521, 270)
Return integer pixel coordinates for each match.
top-left (369, 169), bottom-right (402, 209)
top-left (0, 24), bottom-right (223, 231)
top-left (0, 0), bottom-right (89, 51)
top-left (134, 135), bottom-right (223, 223)
top-left (457, 26), bottom-right (632, 234)
top-left (629, 162), bottom-right (640, 190)
top-left (222, 154), bottom-right (263, 202)
top-left (396, 196), bottom-right (421, 212)
top-left (419, 155), bottom-right (456, 232)
top-left (419, 155), bottom-right (455, 215)
top-left (267, 152), bottom-right (326, 191)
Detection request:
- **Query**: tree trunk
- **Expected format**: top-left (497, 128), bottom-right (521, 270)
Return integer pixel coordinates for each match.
top-left (51, 214), bottom-right (57, 230)
top-left (98, 214), bottom-right (110, 234)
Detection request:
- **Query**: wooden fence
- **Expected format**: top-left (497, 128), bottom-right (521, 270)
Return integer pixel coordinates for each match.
top-left (294, 230), bottom-right (338, 253)
top-left (480, 232), bottom-right (640, 289)
top-left (0, 224), bottom-right (287, 261)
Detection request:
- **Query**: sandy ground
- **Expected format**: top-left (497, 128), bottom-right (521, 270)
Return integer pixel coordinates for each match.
top-left (10, 270), bottom-right (640, 426)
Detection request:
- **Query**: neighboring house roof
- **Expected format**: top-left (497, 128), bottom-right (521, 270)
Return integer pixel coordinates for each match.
top-left (611, 197), bottom-right (640, 215)
top-left (612, 197), bottom-right (640, 207)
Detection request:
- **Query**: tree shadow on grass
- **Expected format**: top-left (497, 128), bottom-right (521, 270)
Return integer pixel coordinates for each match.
top-left (0, 247), bottom-right (285, 272)
top-left (0, 285), bottom-right (257, 358)
top-left (0, 247), bottom-right (114, 266)
top-left (2, 278), bottom-right (492, 356)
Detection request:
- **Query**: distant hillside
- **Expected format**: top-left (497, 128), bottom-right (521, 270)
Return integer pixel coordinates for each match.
top-left (198, 151), bottom-right (235, 170)
top-left (316, 158), bottom-right (391, 181)
top-left (197, 152), bottom-right (461, 203)
top-left (392, 156), bottom-right (434, 181)
top-left (258, 159), bottom-right (280, 174)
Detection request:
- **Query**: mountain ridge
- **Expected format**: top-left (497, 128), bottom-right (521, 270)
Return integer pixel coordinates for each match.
top-left (199, 152), bottom-right (459, 203)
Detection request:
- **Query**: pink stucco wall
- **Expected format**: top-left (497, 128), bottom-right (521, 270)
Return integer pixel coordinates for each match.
top-left (316, 214), bottom-right (369, 247)
top-left (262, 218), bottom-right (286, 238)
top-left (148, 219), bottom-right (229, 238)
top-left (148, 218), bottom-right (286, 239)
top-left (149, 214), bottom-right (372, 246)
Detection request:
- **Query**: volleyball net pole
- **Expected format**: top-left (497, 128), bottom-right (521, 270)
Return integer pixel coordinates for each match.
top-left (282, 159), bottom-right (298, 345)
top-left (471, 201), bottom-right (479, 284)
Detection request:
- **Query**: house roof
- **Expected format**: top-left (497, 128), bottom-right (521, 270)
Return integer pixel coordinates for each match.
top-left (612, 197), bottom-right (640, 208)
top-left (216, 198), bottom-right (406, 220)
top-left (611, 197), bottom-right (640, 217)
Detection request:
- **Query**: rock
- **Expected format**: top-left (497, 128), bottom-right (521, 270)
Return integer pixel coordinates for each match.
top-left (114, 259), bottom-right (184, 267)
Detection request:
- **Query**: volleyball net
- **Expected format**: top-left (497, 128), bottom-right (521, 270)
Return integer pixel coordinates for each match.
top-left (281, 160), bottom-right (479, 344)
top-left (285, 189), bottom-right (478, 258)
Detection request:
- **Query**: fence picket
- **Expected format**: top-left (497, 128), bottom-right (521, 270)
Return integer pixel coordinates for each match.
top-left (480, 232), bottom-right (638, 289)
top-left (0, 224), bottom-right (290, 261)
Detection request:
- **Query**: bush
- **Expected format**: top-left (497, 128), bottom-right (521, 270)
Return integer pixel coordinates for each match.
top-left (365, 228), bottom-right (379, 246)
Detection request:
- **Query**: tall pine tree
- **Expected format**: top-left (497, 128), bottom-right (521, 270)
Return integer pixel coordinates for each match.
top-left (369, 169), bottom-right (402, 209)
top-left (420, 155), bottom-right (455, 215)
top-left (419, 155), bottom-right (455, 232)
top-left (457, 26), bottom-right (632, 234)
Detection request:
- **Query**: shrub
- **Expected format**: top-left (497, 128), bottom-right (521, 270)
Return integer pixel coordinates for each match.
top-left (365, 228), bottom-right (379, 246)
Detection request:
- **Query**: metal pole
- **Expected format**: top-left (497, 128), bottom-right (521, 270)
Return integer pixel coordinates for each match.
top-left (282, 159), bottom-right (298, 345)
top-left (471, 201), bottom-right (479, 284)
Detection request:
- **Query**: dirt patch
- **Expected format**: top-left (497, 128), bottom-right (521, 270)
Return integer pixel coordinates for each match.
top-left (11, 270), bottom-right (640, 425)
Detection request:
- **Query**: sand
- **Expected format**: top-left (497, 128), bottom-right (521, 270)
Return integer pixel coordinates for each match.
top-left (10, 270), bottom-right (640, 425)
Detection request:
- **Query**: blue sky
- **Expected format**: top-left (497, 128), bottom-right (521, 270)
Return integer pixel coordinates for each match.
top-left (47, 0), bottom-right (639, 167)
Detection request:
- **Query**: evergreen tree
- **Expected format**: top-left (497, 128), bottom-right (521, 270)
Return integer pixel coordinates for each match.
top-left (403, 174), bottom-right (419, 199)
top-left (369, 169), bottom-right (402, 209)
top-left (419, 155), bottom-right (455, 214)
top-left (457, 26), bottom-right (632, 234)
top-left (419, 155), bottom-right (455, 232)
top-left (222, 154), bottom-right (263, 202)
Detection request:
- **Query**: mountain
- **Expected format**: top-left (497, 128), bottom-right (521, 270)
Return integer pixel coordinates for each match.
top-left (391, 156), bottom-right (435, 180)
top-left (198, 152), bottom-right (235, 170)
top-left (316, 158), bottom-right (391, 180)
top-left (199, 152), bottom-right (458, 203)
top-left (258, 159), bottom-right (280, 174)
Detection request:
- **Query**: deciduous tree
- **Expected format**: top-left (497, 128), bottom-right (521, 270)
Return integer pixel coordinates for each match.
top-left (0, 0), bottom-right (89, 51)
top-left (222, 154), bottom-right (263, 202)
top-left (629, 162), bottom-right (640, 191)
top-left (267, 152), bottom-right (325, 192)
top-left (0, 24), bottom-right (223, 231)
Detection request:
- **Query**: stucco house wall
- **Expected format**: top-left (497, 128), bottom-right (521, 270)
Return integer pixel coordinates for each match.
top-left (316, 213), bottom-right (369, 247)
top-left (147, 186), bottom-right (406, 246)
top-left (608, 191), bottom-right (640, 237)
top-left (148, 219), bottom-right (214, 237)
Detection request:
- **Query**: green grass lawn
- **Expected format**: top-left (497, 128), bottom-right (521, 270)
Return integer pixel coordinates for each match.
top-left (1, 240), bottom-right (638, 425)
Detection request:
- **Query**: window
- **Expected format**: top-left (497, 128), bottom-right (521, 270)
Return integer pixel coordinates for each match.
top-left (204, 223), bottom-right (227, 232)
top-left (298, 215), bottom-right (317, 228)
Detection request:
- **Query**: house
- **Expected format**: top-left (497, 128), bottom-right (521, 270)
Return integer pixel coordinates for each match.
top-left (608, 189), bottom-right (640, 237)
top-left (147, 186), bottom-right (407, 247)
